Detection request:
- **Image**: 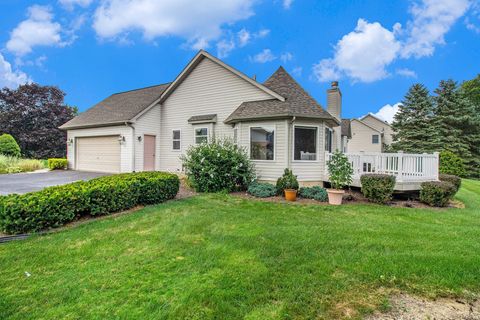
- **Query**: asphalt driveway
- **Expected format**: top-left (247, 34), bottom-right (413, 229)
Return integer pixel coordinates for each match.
top-left (0, 171), bottom-right (109, 195)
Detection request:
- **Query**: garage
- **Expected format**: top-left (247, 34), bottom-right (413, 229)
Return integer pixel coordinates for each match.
top-left (75, 136), bottom-right (121, 173)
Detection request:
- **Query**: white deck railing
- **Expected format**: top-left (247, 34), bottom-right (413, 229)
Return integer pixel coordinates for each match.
top-left (325, 151), bottom-right (439, 183)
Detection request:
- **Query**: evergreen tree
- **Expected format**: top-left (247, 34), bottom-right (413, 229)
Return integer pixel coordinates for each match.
top-left (391, 83), bottom-right (437, 153)
top-left (433, 80), bottom-right (479, 177)
top-left (461, 74), bottom-right (480, 111)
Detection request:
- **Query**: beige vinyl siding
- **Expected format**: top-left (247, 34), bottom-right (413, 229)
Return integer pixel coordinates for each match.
top-left (238, 120), bottom-right (288, 181)
top-left (290, 120), bottom-right (326, 182)
top-left (362, 115), bottom-right (394, 146)
top-left (133, 104), bottom-right (161, 172)
top-left (159, 57), bottom-right (274, 172)
top-left (66, 125), bottom-right (133, 173)
top-left (348, 120), bottom-right (382, 153)
top-left (76, 136), bottom-right (121, 173)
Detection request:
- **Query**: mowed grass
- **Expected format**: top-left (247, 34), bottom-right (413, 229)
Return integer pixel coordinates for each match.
top-left (1, 180), bottom-right (480, 319)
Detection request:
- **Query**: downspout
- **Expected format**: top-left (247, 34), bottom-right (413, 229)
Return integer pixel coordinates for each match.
top-left (287, 116), bottom-right (296, 169)
top-left (126, 122), bottom-right (136, 172)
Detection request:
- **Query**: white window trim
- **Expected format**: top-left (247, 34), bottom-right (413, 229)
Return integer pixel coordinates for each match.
top-left (172, 129), bottom-right (181, 151)
top-left (292, 125), bottom-right (320, 163)
top-left (233, 127), bottom-right (238, 145)
top-left (249, 125), bottom-right (276, 162)
top-left (325, 127), bottom-right (333, 152)
top-left (194, 127), bottom-right (209, 144)
top-left (372, 134), bottom-right (380, 144)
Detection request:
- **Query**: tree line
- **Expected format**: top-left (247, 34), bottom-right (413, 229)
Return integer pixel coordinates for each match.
top-left (391, 75), bottom-right (480, 178)
top-left (0, 83), bottom-right (77, 159)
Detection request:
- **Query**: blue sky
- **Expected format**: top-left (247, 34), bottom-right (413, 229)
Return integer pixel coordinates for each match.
top-left (1, 0), bottom-right (479, 122)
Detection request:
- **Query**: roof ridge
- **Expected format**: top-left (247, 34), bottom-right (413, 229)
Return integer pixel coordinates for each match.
top-left (112, 82), bottom-right (171, 96)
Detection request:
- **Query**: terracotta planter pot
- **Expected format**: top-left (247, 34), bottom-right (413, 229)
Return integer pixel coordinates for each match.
top-left (327, 189), bottom-right (345, 205)
top-left (284, 189), bottom-right (297, 201)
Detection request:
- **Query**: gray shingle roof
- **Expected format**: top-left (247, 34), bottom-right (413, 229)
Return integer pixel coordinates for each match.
top-left (225, 67), bottom-right (338, 125)
top-left (60, 83), bottom-right (170, 129)
top-left (188, 114), bottom-right (217, 123)
top-left (341, 119), bottom-right (352, 138)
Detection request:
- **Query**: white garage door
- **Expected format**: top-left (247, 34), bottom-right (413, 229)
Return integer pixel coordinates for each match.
top-left (76, 136), bottom-right (121, 173)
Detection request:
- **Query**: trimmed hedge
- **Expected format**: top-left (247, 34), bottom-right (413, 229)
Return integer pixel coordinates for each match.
top-left (0, 172), bottom-right (179, 234)
top-left (360, 174), bottom-right (396, 204)
top-left (420, 181), bottom-right (456, 207)
top-left (0, 134), bottom-right (21, 157)
top-left (247, 182), bottom-right (276, 198)
top-left (439, 150), bottom-right (465, 177)
top-left (48, 158), bottom-right (68, 170)
top-left (298, 186), bottom-right (328, 202)
top-left (439, 174), bottom-right (461, 193)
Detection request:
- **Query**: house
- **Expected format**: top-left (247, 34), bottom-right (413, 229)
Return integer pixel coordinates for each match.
top-left (340, 114), bottom-right (393, 153)
top-left (60, 50), bottom-right (437, 189)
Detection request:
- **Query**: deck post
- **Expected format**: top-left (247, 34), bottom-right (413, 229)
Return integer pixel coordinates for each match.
top-left (397, 151), bottom-right (404, 182)
top-left (433, 151), bottom-right (439, 181)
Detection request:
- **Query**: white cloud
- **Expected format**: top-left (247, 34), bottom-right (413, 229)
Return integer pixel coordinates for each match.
top-left (283, 0), bottom-right (293, 9)
top-left (372, 103), bottom-right (401, 123)
top-left (313, 19), bottom-right (400, 83)
top-left (251, 49), bottom-right (276, 63)
top-left (401, 0), bottom-right (471, 58)
top-left (6, 5), bottom-right (64, 56)
top-left (280, 52), bottom-right (293, 63)
top-left (256, 29), bottom-right (270, 38)
top-left (396, 68), bottom-right (417, 78)
top-left (237, 28), bottom-right (251, 47)
top-left (291, 66), bottom-right (302, 77)
top-left (216, 38), bottom-right (235, 58)
top-left (0, 53), bottom-right (30, 89)
top-left (93, 0), bottom-right (255, 49)
top-left (59, 0), bottom-right (93, 10)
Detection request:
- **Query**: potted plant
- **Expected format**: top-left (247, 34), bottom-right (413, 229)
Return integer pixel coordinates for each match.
top-left (326, 151), bottom-right (353, 205)
top-left (276, 168), bottom-right (299, 201)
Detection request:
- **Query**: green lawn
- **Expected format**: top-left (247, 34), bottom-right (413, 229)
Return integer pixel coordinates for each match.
top-left (1, 180), bottom-right (480, 320)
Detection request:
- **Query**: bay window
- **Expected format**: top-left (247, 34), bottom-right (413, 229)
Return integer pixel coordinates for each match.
top-left (250, 127), bottom-right (274, 160)
top-left (294, 126), bottom-right (317, 161)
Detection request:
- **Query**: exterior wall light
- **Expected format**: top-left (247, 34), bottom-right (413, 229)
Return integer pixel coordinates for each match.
top-left (118, 135), bottom-right (126, 144)
top-left (137, 136), bottom-right (142, 142)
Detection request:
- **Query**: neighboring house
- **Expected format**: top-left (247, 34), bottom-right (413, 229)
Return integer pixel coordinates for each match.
top-left (60, 50), bottom-right (340, 184)
top-left (340, 114), bottom-right (393, 153)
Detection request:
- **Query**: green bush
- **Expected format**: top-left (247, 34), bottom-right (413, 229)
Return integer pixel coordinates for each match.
top-left (360, 174), bottom-right (396, 204)
top-left (276, 169), bottom-right (299, 195)
top-left (181, 139), bottom-right (255, 193)
top-left (48, 158), bottom-right (68, 170)
top-left (247, 182), bottom-right (276, 198)
top-left (439, 150), bottom-right (465, 177)
top-left (439, 174), bottom-right (461, 193)
top-left (0, 155), bottom-right (45, 174)
top-left (327, 151), bottom-right (353, 189)
top-left (420, 181), bottom-right (456, 207)
top-left (0, 134), bottom-right (21, 157)
top-left (0, 172), bottom-right (179, 234)
top-left (298, 186), bottom-right (328, 202)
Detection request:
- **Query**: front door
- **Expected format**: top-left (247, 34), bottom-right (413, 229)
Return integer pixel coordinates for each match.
top-left (143, 135), bottom-right (156, 171)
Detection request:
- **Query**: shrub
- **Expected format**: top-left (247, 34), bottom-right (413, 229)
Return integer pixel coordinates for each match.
top-left (298, 186), bottom-right (328, 202)
top-left (276, 169), bottom-right (299, 195)
top-left (439, 150), bottom-right (465, 177)
top-left (0, 155), bottom-right (45, 174)
top-left (247, 182), bottom-right (276, 198)
top-left (439, 174), bottom-right (461, 193)
top-left (420, 181), bottom-right (456, 207)
top-left (181, 139), bottom-right (254, 193)
top-left (17, 159), bottom-right (45, 172)
top-left (360, 174), bottom-right (396, 204)
top-left (0, 172), bottom-right (179, 234)
top-left (327, 151), bottom-right (353, 190)
top-left (48, 158), bottom-right (68, 170)
top-left (0, 134), bottom-right (21, 157)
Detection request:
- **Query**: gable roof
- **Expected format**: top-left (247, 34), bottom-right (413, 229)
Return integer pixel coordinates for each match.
top-left (60, 83), bottom-right (170, 130)
top-left (361, 113), bottom-right (391, 127)
top-left (158, 50), bottom-right (284, 104)
top-left (351, 118), bottom-right (382, 133)
top-left (341, 119), bottom-right (352, 138)
top-left (224, 66), bottom-right (339, 126)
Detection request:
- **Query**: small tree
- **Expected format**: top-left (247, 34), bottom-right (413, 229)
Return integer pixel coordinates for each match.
top-left (276, 168), bottom-right (299, 195)
top-left (0, 134), bottom-right (21, 157)
top-left (327, 151), bottom-right (353, 190)
top-left (439, 150), bottom-right (465, 177)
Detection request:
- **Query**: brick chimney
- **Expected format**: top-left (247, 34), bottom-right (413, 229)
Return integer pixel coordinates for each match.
top-left (327, 81), bottom-right (341, 120)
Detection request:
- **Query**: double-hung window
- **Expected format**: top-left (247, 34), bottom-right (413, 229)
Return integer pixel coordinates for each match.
top-left (372, 134), bottom-right (379, 144)
top-left (172, 130), bottom-right (181, 150)
top-left (250, 127), bottom-right (274, 160)
top-left (195, 128), bottom-right (208, 144)
top-left (294, 126), bottom-right (317, 161)
top-left (324, 128), bottom-right (333, 152)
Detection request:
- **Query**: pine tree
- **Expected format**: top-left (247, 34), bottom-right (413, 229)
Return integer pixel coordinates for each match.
top-left (433, 80), bottom-right (476, 176)
top-left (391, 83), bottom-right (438, 153)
